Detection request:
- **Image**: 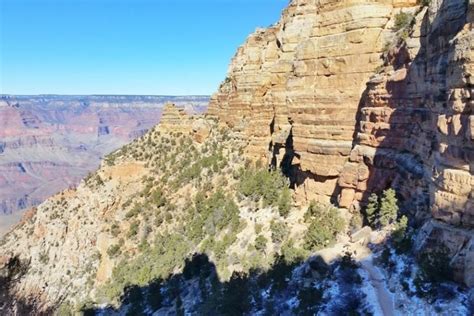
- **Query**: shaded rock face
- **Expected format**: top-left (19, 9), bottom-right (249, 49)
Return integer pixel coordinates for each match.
top-left (414, 219), bottom-right (474, 287)
top-left (338, 0), bottom-right (473, 227)
top-left (0, 95), bottom-right (208, 235)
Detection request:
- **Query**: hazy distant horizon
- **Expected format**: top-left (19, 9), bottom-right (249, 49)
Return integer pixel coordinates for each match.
top-left (1, 0), bottom-right (288, 95)
top-left (1, 94), bottom-right (211, 97)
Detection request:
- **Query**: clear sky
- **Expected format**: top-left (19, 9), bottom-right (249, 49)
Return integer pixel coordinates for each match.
top-left (0, 0), bottom-right (288, 95)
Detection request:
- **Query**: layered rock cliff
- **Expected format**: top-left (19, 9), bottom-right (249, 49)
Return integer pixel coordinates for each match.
top-left (209, 0), bottom-right (418, 204)
top-left (208, 0), bottom-right (473, 285)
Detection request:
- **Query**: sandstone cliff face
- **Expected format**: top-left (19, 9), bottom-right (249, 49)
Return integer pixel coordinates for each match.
top-left (209, 0), bottom-right (418, 204)
top-left (337, 0), bottom-right (472, 224)
top-left (336, 0), bottom-right (474, 286)
top-left (1, 1), bottom-right (473, 312)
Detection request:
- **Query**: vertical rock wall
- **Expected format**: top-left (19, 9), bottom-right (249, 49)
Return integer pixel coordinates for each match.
top-left (208, 0), bottom-right (418, 203)
top-left (337, 0), bottom-right (473, 226)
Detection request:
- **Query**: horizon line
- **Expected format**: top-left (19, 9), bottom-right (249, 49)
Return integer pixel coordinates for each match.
top-left (0, 94), bottom-right (212, 97)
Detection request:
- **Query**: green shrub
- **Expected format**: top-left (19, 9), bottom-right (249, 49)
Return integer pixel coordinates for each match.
top-left (127, 220), bottom-right (140, 238)
top-left (281, 239), bottom-right (306, 264)
top-left (126, 203), bottom-right (142, 219)
top-left (392, 215), bottom-right (412, 253)
top-left (304, 203), bottom-right (344, 251)
top-left (100, 233), bottom-right (190, 301)
top-left (379, 188), bottom-right (398, 226)
top-left (151, 189), bottom-right (166, 208)
top-left (255, 223), bottom-right (263, 234)
top-left (238, 168), bottom-right (289, 208)
top-left (278, 186), bottom-right (291, 217)
top-left (349, 212), bottom-right (363, 233)
top-left (254, 235), bottom-right (268, 253)
top-left (107, 244), bottom-right (121, 257)
top-left (365, 193), bottom-right (379, 226)
top-left (393, 12), bottom-right (414, 31)
top-left (110, 223), bottom-right (120, 237)
top-left (39, 251), bottom-right (49, 264)
top-left (365, 188), bottom-right (399, 228)
top-left (270, 220), bottom-right (288, 244)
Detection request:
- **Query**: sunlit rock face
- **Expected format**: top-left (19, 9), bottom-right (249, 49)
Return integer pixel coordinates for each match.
top-left (208, 0), bottom-right (421, 204)
top-left (207, 0), bottom-right (473, 286)
top-left (0, 95), bottom-right (208, 226)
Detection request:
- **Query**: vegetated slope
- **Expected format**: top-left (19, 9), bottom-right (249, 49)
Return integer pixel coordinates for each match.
top-left (1, 0), bottom-right (473, 314)
top-left (0, 107), bottom-right (338, 313)
top-left (0, 106), bottom-right (470, 315)
top-left (0, 95), bottom-right (208, 235)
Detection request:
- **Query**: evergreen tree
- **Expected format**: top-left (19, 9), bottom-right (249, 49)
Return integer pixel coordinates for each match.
top-left (392, 215), bottom-right (408, 244)
top-left (278, 186), bottom-right (291, 217)
top-left (255, 235), bottom-right (268, 253)
top-left (379, 188), bottom-right (398, 226)
top-left (365, 193), bottom-right (379, 226)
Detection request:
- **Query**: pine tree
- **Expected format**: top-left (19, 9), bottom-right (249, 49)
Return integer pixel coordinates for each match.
top-left (278, 186), bottom-right (291, 217)
top-left (379, 188), bottom-right (398, 226)
top-left (365, 193), bottom-right (379, 226)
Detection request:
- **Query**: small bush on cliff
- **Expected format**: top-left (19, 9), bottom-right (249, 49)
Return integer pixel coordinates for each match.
top-left (107, 244), bottom-right (121, 257)
top-left (393, 12), bottom-right (414, 31)
top-left (270, 220), bottom-right (288, 244)
top-left (278, 186), bottom-right (292, 217)
top-left (281, 239), bottom-right (307, 264)
top-left (255, 235), bottom-right (268, 253)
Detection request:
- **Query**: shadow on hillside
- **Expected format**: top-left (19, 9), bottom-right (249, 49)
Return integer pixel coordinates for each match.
top-left (336, 0), bottom-right (469, 224)
top-left (82, 252), bottom-right (370, 316)
top-left (0, 256), bottom-right (54, 316)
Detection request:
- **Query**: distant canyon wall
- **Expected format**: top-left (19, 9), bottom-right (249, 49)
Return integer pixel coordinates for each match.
top-left (0, 95), bottom-right (208, 230)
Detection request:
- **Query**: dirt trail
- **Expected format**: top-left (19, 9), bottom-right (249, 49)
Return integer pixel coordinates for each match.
top-left (360, 255), bottom-right (396, 316)
top-left (328, 239), bottom-right (397, 316)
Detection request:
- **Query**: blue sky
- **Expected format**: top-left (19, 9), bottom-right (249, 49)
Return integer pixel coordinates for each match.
top-left (0, 0), bottom-right (288, 95)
